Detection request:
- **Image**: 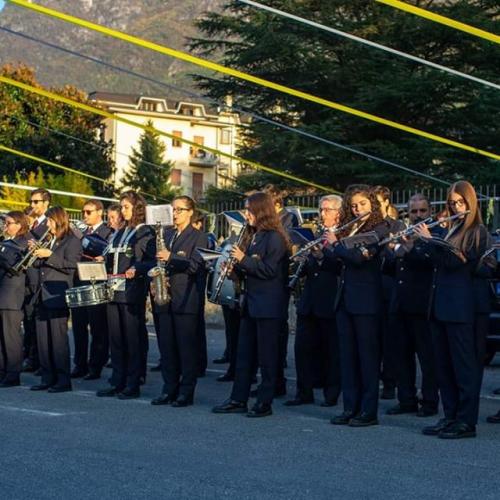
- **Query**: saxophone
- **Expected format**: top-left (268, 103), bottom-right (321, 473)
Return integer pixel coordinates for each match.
top-left (148, 222), bottom-right (170, 306)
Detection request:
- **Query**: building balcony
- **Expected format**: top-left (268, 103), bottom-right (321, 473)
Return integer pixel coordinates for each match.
top-left (189, 148), bottom-right (218, 168)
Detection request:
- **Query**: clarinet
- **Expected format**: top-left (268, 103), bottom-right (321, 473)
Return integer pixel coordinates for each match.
top-left (210, 223), bottom-right (248, 304)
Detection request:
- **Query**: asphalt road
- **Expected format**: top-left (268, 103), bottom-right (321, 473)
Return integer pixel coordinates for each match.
top-left (1, 327), bottom-right (500, 500)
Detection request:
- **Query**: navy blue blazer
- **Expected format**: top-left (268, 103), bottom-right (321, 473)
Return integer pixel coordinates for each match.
top-left (425, 224), bottom-right (489, 324)
top-left (26, 217), bottom-right (50, 293)
top-left (0, 235), bottom-right (29, 310)
top-left (105, 225), bottom-right (155, 305)
top-left (332, 221), bottom-right (390, 315)
top-left (236, 229), bottom-right (289, 319)
top-left (296, 249), bottom-right (341, 319)
top-left (383, 226), bottom-right (446, 316)
top-left (152, 225), bottom-right (208, 315)
top-left (35, 232), bottom-right (82, 310)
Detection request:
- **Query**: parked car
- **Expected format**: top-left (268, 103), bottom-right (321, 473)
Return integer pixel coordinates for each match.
top-left (486, 231), bottom-right (500, 364)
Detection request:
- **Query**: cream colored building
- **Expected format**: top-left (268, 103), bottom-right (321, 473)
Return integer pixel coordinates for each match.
top-left (89, 92), bottom-right (242, 199)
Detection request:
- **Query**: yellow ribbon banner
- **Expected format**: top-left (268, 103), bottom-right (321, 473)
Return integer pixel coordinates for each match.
top-left (375, 0), bottom-right (500, 45)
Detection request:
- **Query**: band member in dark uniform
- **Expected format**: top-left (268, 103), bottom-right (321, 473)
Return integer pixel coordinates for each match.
top-left (106, 203), bottom-right (124, 232)
top-left (30, 206), bottom-right (82, 393)
top-left (96, 191), bottom-right (154, 400)
top-left (0, 211), bottom-right (30, 387)
top-left (192, 210), bottom-right (209, 377)
top-left (285, 194), bottom-right (342, 407)
top-left (415, 181), bottom-right (488, 439)
top-left (383, 194), bottom-right (442, 417)
top-left (213, 191), bottom-right (290, 418)
top-left (71, 199), bottom-right (113, 380)
top-left (328, 185), bottom-right (389, 427)
top-left (23, 188), bottom-right (51, 372)
top-left (374, 185), bottom-right (406, 400)
top-left (150, 196), bottom-right (208, 407)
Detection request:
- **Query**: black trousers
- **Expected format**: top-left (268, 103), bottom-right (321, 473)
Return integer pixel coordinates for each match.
top-left (36, 307), bottom-right (71, 387)
top-left (107, 302), bottom-right (143, 391)
top-left (336, 306), bottom-right (380, 416)
top-left (277, 318), bottom-right (288, 388)
top-left (381, 304), bottom-right (398, 390)
top-left (222, 305), bottom-right (241, 378)
top-left (294, 314), bottom-right (341, 401)
top-left (231, 316), bottom-right (281, 405)
top-left (71, 304), bottom-right (109, 374)
top-left (139, 303), bottom-right (148, 380)
top-left (394, 313), bottom-right (438, 409)
top-left (22, 293), bottom-right (39, 368)
top-left (0, 310), bottom-right (24, 382)
top-left (197, 303), bottom-right (208, 375)
top-left (158, 309), bottom-right (199, 398)
top-left (430, 319), bottom-right (479, 427)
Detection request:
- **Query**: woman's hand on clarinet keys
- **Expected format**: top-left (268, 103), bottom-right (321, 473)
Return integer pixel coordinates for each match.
top-left (230, 245), bottom-right (245, 263)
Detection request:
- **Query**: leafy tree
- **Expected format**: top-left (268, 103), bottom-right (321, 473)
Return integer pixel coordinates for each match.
top-left (0, 63), bottom-right (115, 197)
top-left (190, 0), bottom-right (500, 192)
top-left (121, 121), bottom-right (180, 201)
top-left (0, 168), bottom-right (94, 212)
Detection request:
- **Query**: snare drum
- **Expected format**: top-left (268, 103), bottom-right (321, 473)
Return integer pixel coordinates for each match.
top-left (65, 282), bottom-right (114, 308)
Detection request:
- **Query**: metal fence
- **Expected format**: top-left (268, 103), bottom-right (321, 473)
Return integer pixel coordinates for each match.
top-left (202, 184), bottom-right (500, 237)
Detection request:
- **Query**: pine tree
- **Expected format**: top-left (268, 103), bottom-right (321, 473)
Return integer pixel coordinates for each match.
top-left (121, 121), bottom-right (179, 201)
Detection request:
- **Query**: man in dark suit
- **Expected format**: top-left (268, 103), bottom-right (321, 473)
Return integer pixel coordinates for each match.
top-left (23, 188), bottom-right (51, 372)
top-left (384, 193), bottom-right (442, 416)
top-left (71, 199), bottom-right (113, 380)
top-left (285, 194), bottom-right (342, 407)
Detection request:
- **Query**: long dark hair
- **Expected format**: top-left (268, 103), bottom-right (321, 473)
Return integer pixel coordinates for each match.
top-left (120, 191), bottom-right (147, 228)
top-left (46, 206), bottom-right (70, 239)
top-left (337, 184), bottom-right (385, 238)
top-left (445, 180), bottom-right (483, 252)
top-left (6, 211), bottom-right (29, 237)
top-left (243, 192), bottom-right (291, 251)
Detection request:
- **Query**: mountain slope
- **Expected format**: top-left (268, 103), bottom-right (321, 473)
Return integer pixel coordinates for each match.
top-left (0, 0), bottom-right (224, 96)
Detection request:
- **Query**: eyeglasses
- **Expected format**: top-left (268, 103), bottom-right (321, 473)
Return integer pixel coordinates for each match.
top-left (409, 208), bottom-right (429, 214)
top-left (449, 199), bottom-right (466, 208)
top-left (320, 207), bottom-right (339, 213)
top-left (30, 199), bottom-right (45, 204)
top-left (173, 207), bottom-right (190, 214)
top-left (82, 209), bottom-right (97, 215)
top-left (5, 221), bottom-right (19, 226)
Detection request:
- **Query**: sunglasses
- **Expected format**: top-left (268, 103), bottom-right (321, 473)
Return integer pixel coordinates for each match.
top-left (82, 209), bottom-right (97, 215)
top-left (30, 199), bottom-right (45, 204)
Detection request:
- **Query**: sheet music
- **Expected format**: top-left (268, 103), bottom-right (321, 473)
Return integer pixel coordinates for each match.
top-left (146, 205), bottom-right (173, 226)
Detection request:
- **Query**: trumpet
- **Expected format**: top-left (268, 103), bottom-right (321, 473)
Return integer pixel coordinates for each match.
top-left (290, 211), bottom-right (371, 262)
top-left (12, 228), bottom-right (53, 273)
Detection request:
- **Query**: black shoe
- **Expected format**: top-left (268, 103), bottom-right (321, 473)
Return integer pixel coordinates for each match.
top-left (213, 356), bottom-right (229, 365)
top-left (0, 379), bottom-right (20, 388)
top-left (349, 412), bottom-right (379, 427)
top-left (493, 388), bottom-right (500, 396)
top-left (386, 403), bottom-right (418, 415)
top-left (105, 361), bottom-right (113, 368)
top-left (171, 395), bottom-right (193, 407)
top-left (197, 371), bottom-right (206, 378)
top-left (71, 368), bottom-right (88, 379)
top-left (139, 376), bottom-right (146, 386)
top-left (150, 364), bottom-right (162, 372)
top-left (118, 388), bottom-right (140, 400)
top-left (283, 397), bottom-right (314, 407)
top-left (330, 410), bottom-right (356, 425)
top-left (422, 418), bottom-right (455, 436)
top-left (30, 384), bottom-right (51, 391)
top-left (212, 399), bottom-right (248, 414)
top-left (250, 388), bottom-right (258, 398)
top-left (416, 406), bottom-right (438, 417)
top-left (247, 402), bottom-right (272, 418)
top-left (83, 372), bottom-right (101, 381)
top-left (320, 399), bottom-right (338, 407)
top-left (380, 387), bottom-right (396, 400)
top-left (216, 373), bottom-right (234, 382)
top-left (487, 411), bottom-right (500, 424)
top-left (438, 421), bottom-right (476, 439)
top-left (48, 384), bottom-right (72, 393)
top-left (96, 386), bottom-right (121, 397)
top-left (151, 394), bottom-right (176, 406)
top-left (34, 368), bottom-right (42, 376)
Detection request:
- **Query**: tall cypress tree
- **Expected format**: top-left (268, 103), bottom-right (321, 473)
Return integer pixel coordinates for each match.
top-left (122, 120), bottom-right (178, 200)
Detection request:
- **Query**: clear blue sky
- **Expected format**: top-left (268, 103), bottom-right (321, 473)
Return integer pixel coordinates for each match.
top-left (0, 1), bottom-right (5, 11)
